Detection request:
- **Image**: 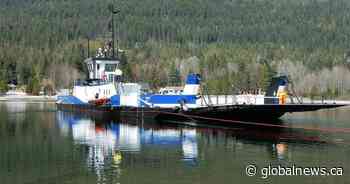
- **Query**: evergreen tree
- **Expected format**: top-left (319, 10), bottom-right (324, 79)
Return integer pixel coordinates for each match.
top-left (27, 67), bottom-right (41, 95)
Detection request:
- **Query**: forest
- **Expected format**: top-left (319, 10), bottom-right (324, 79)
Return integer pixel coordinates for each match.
top-left (1, 0), bottom-right (350, 98)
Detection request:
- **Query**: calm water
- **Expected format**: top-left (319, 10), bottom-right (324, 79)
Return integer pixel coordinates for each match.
top-left (1, 102), bottom-right (350, 184)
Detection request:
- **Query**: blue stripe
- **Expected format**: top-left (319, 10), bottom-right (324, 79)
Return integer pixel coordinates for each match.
top-left (110, 95), bottom-right (120, 106)
top-left (149, 95), bottom-right (197, 104)
top-left (57, 95), bottom-right (85, 104)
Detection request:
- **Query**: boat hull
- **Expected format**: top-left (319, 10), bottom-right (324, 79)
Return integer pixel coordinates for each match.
top-left (56, 103), bottom-right (347, 124)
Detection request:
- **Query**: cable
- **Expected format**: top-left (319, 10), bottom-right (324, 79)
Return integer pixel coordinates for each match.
top-left (155, 111), bottom-right (350, 134)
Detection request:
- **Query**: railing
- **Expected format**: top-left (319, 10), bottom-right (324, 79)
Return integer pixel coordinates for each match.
top-left (74, 79), bottom-right (110, 86)
top-left (199, 95), bottom-right (346, 106)
top-left (199, 95), bottom-right (280, 106)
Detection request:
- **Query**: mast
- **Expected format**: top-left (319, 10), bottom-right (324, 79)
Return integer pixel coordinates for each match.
top-left (110, 5), bottom-right (120, 59)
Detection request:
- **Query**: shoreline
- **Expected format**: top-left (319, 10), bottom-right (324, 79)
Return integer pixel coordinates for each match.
top-left (299, 98), bottom-right (350, 105)
top-left (0, 95), bottom-right (349, 105)
top-left (0, 95), bottom-right (57, 102)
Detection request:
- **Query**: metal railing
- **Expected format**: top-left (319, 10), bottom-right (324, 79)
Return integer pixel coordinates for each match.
top-left (199, 95), bottom-right (280, 106)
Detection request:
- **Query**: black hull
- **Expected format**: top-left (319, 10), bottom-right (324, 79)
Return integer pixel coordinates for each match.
top-left (56, 103), bottom-right (346, 125)
top-left (56, 103), bottom-right (161, 122)
top-left (181, 104), bottom-right (346, 121)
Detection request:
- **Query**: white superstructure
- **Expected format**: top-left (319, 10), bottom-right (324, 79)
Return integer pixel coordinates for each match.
top-left (73, 82), bottom-right (117, 103)
top-left (85, 58), bottom-right (120, 82)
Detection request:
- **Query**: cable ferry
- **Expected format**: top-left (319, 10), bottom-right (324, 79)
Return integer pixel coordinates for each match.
top-left (56, 47), bottom-right (346, 123)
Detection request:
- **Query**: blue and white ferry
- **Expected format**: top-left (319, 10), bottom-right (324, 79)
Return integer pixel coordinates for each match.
top-left (57, 52), bottom-right (346, 122)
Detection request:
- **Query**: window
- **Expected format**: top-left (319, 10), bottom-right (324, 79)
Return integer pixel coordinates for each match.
top-left (108, 74), bottom-right (114, 82)
top-left (105, 64), bottom-right (117, 72)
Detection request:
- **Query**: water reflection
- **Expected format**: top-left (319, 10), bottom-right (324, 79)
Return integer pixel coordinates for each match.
top-left (2, 102), bottom-right (349, 184)
top-left (57, 111), bottom-right (200, 181)
top-left (57, 112), bottom-right (198, 157)
top-left (5, 102), bottom-right (27, 113)
top-left (272, 143), bottom-right (288, 160)
top-left (56, 110), bottom-right (332, 175)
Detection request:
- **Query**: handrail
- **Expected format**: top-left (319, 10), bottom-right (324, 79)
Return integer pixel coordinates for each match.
top-left (199, 95), bottom-right (281, 105)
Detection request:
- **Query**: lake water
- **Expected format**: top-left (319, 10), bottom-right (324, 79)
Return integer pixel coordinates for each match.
top-left (0, 102), bottom-right (350, 184)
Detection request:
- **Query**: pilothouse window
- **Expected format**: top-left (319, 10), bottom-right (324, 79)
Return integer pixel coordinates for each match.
top-left (108, 74), bottom-right (114, 82)
top-left (105, 64), bottom-right (117, 72)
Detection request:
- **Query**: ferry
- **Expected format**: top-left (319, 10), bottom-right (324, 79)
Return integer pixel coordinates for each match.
top-left (56, 49), bottom-right (346, 123)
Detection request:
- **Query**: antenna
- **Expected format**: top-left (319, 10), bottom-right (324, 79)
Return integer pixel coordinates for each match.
top-left (87, 37), bottom-right (90, 58)
top-left (109, 4), bottom-right (120, 59)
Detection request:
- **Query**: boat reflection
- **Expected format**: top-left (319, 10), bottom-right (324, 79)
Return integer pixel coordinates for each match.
top-left (272, 143), bottom-right (289, 160)
top-left (56, 110), bottom-right (329, 182)
top-left (57, 112), bottom-right (122, 182)
top-left (56, 111), bottom-right (199, 167)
